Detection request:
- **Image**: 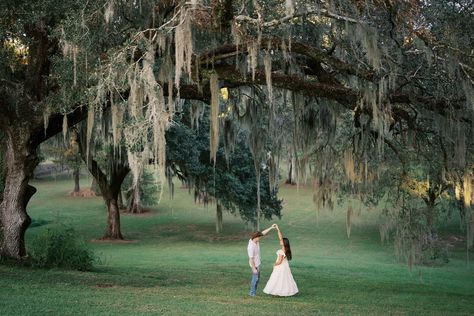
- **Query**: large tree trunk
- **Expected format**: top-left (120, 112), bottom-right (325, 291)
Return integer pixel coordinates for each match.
top-left (216, 202), bottom-right (223, 234)
top-left (0, 104), bottom-right (91, 261)
top-left (0, 130), bottom-right (39, 258)
top-left (0, 22), bottom-right (91, 261)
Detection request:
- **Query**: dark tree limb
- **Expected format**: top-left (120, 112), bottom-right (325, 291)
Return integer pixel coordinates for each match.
top-left (198, 37), bottom-right (376, 82)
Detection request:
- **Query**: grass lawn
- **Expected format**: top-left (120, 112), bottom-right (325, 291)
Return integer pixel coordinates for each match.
top-left (1, 176), bottom-right (473, 315)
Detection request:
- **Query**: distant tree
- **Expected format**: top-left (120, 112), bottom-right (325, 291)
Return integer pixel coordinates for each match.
top-left (77, 116), bottom-right (130, 240)
top-left (122, 169), bottom-right (161, 213)
top-left (63, 130), bottom-right (82, 194)
top-left (39, 131), bottom-right (83, 193)
top-left (167, 103), bottom-right (282, 233)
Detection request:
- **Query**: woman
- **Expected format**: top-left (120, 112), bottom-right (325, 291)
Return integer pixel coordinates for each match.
top-left (263, 224), bottom-right (299, 296)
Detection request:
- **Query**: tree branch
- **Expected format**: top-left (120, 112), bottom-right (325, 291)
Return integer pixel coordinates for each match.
top-left (234, 7), bottom-right (364, 28)
top-left (198, 37), bottom-right (376, 82)
top-left (29, 105), bottom-right (89, 148)
top-left (389, 93), bottom-right (470, 123)
top-left (208, 65), bottom-right (359, 106)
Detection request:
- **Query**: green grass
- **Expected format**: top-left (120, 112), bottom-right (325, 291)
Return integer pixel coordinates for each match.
top-left (1, 177), bottom-right (473, 315)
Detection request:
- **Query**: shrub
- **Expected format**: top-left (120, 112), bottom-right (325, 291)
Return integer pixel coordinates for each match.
top-left (29, 226), bottom-right (95, 271)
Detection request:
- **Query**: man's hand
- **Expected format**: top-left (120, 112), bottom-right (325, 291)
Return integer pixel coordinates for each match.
top-left (271, 224), bottom-right (277, 229)
top-left (252, 267), bottom-right (258, 274)
top-left (261, 225), bottom-right (275, 236)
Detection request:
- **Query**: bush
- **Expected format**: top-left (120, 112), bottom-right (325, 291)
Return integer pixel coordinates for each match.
top-left (29, 226), bottom-right (95, 271)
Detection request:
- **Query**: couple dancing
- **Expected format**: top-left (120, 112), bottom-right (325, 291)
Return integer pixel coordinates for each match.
top-left (247, 224), bottom-right (298, 297)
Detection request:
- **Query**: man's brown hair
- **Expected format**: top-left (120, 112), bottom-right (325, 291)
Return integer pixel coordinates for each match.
top-left (251, 231), bottom-right (264, 240)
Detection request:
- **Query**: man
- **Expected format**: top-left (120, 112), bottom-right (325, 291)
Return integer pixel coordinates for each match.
top-left (247, 224), bottom-right (277, 297)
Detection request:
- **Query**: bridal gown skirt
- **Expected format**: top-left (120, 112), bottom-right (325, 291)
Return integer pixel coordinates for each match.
top-left (263, 250), bottom-right (298, 296)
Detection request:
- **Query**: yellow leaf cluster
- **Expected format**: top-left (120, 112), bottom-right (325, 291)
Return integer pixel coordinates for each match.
top-left (400, 176), bottom-right (429, 199)
top-left (220, 87), bottom-right (229, 100)
top-left (4, 38), bottom-right (28, 65)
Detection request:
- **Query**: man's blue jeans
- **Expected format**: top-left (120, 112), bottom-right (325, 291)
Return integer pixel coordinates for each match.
top-left (249, 267), bottom-right (260, 296)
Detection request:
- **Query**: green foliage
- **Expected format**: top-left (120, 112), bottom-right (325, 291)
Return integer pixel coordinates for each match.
top-left (29, 226), bottom-right (95, 271)
top-left (167, 102), bottom-right (282, 224)
top-left (123, 168), bottom-right (161, 207)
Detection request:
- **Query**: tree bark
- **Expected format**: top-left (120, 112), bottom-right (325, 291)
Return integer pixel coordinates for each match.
top-left (253, 220), bottom-right (258, 232)
top-left (0, 101), bottom-right (93, 261)
top-left (127, 187), bottom-right (143, 214)
top-left (118, 190), bottom-right (125, 210)
top-left (104, 197), bottom-right (123, 239)
top-left (0, 134), bottom-right (4, 206)
top-left (426, 204), bottom-right (434, 233)
top-left (423, 190), bottom-right (439, 247)
top-left (216, 202), bottom-right (223, 234)
top-left (0, 129), bottom-right (39, 258)
top-left (458, 199), bottom-right (466, 230)
top-left (424, 191), bottom-right (437, 234)
top-left (98, 179), bottom-right (127, 239)
top-left (285, 153), bottom-right (296, 185)
top-left (73, 166), bottom-right (80, 193)
top-left (90, 178), bottom-right (102, 196)
top-left (424, 203), bottom-right (435, 246)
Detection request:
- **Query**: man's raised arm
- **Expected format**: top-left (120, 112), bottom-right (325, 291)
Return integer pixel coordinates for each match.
top-left (261, 224), bottom-right (276, 236)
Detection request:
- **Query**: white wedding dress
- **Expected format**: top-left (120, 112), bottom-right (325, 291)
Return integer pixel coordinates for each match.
top-left (263, 249), bottom-right (299, 296)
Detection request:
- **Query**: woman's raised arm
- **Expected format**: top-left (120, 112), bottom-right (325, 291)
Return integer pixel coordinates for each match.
top-left (276, 225), bottom-right (285, 252)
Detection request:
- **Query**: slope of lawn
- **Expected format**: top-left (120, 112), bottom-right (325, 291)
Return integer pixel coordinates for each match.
top-left (0, 176), bottom-right (473, 315)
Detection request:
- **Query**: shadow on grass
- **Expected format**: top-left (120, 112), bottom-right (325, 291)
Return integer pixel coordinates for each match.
top-left (29, 218), bottom-right (51, 228)
top-left (151, 223), bottom-right (251, 243)
top-left (0, 264), bottom-right (193, 289)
